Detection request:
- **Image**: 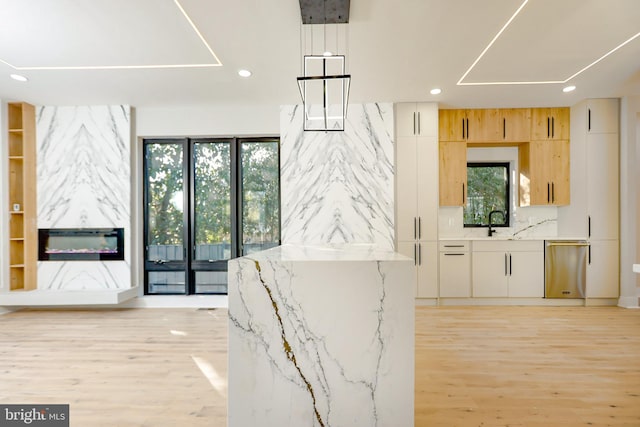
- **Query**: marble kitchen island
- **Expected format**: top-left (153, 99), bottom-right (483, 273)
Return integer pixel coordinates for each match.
top-left (228, 244), bottom-right (415, 427)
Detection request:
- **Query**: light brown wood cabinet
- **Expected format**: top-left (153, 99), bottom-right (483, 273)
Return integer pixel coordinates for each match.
top-left (440, 108), bottom-right (531, 144)
top-left (438, 109), bottom-right (467, 141)
top-left (466, 109), bottom-right (501, 143)
top-left (437, 106), bottom-right (569, 207)
top-left (7, 102), bottom-right (37, 291)
top-left (501, 108), bottom-right (531, 142)
top-left (439, 140), bottom-right (467, 206)
top-left (519, 139), bottom-right (570, 206)
top-left (530, 107), bottom-right (570, 140)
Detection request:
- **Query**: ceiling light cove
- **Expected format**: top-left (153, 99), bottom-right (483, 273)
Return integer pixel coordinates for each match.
top-left (457, 0), bottom-right (640, 87)
top-left (0, 0), bottom-right (221, 71)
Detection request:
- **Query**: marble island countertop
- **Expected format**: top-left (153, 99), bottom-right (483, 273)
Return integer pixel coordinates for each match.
top-left (242, 243), bottom-right (412, 262)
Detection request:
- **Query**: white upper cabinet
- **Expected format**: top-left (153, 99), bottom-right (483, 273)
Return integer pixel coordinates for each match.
top-left (586, 99), bottom-right (619, 134)
top-left (396, 103), bottom-right (438, 137)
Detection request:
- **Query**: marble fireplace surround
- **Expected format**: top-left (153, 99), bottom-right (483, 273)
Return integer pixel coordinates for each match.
top-left (36, 105), bottom-right (132, 291)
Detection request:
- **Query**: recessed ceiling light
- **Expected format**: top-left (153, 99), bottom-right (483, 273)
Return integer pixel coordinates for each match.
top-left (10, 74), bottom-right (28, 82)
top-left (430, 88), bottom-right (442, 95)
top-left (238, 69), bottom-right (252, 78)
top-left (562, 85), bottom-right (576, 93)
top-left (323, 51), bottom-right (333, 57)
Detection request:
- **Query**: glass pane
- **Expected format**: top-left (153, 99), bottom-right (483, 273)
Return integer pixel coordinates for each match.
top-left (195, 271), bottom-right (228, 294)
top-left (241, 141), bottom-right (280, 255)
top-left (464, 164), bottom-right (509, 226)
top-left (148, 271), bottom-right (186, 294)
top-left (194, 142), bottom-right (231, 261)
top-left (146, 143), bottom-right (184, 261)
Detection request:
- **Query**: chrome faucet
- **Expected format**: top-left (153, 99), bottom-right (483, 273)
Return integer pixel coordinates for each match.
top-left (488, 210), bottom-right (505, 237)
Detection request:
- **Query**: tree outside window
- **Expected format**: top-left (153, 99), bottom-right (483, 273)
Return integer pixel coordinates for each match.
top-left (463, 163), bottom-right (510, 227)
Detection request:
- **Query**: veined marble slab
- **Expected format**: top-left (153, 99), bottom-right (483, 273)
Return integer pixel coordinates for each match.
top-left (228, 244), bottom-right (414, 427)
top-left (280, 104), bottom-right (395, 250)
top-left (36, 105), bottom-right (131, 290)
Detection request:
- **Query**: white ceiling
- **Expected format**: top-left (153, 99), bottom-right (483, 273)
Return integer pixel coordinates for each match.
top-left (0, 0), bottom-right (639, 108)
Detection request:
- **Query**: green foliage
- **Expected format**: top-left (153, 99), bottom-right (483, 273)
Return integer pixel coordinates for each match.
top-left (464, 164), bottom-right (508, 226)
top-left (241, 142), bottom-right (280, 245)
top-left (146, 140), bottom-right (280, 252)
top-left (146, 144), bottom-right (184, 246)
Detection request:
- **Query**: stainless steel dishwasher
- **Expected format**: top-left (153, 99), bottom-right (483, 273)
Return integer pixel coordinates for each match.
top-left (545, 240), bottom-right (589, 298)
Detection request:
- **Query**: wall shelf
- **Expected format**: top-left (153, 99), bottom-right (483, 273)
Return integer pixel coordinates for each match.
top-left (6, 102), bottom-right (37, 291)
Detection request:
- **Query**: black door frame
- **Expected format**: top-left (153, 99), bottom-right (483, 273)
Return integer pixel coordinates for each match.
top-left (142, 137), bottom-right (280, 295)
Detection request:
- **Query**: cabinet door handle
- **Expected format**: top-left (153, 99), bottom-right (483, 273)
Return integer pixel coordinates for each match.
top-left (462, 118), bottom-right (465, 139)
top-left (444, 245), bottom-right (464, 248)
top-left (462, 183), bottom-right (466, 204)
top-left (444, 253), bottom-right (465, 256)
top-left (588, 216), bottom-right (591, 238)
top-left (413, 217), bottom-right (417, 239)
top-left (509, 254), bottom-right (512, 276)
top-left (503, 118), bottom-right (506, 139)
top-left (466, 118), bottom-right (469, 140)
top-left (418, 243), bottom-right (422, 266)
top-left (551, 182), bottom-right (555, 203)
top-left (413, 112), bottom-right (417, 135)
top-left (588, 245), bottom-right (591, 265)
top-left (547, 182), bottom-right (550, 203)
top-left (547, 117), bottom-right (550, 138)
top-left (504, 253), bottom-right (508, 276)
top-left (417, 112), bottom-right (421, 135)
top-left (588, 108), bottom-right (591, 131)
top-left (552, 117), bottom-right (555, 138)
top-left (418, 217), bottom-right (422, 239)
top-left (414, 243), bottom-right (417, 266)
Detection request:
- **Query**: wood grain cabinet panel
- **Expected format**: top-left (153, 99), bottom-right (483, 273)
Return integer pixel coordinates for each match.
top-left (439, 140), bottom-right (467, 206)
top-left (466, 109), bottom-right (501, 143)
top-left (438, 109), bottom-right (467, 142)
top-left (501, 108), bottom-right (531, 142)
top-left (531, 107), bottom-right (570, 140)
top-left (519, 139), bottom-right (570, 206)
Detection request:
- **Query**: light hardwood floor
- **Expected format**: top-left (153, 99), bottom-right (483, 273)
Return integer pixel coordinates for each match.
top-left (1, 306), bottom-right (639, 426)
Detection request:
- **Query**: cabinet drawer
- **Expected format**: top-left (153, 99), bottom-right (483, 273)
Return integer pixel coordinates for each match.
top-left (439, 240), bottom-right (469, 252)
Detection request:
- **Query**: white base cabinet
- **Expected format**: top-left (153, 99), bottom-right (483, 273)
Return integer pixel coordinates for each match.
top-left (587, 240), bottom-right (619, 298)
top-left (472, 240), bottom-right (544, 298)
top-left (439, 241), bottom-right (471, 297)
top-left (398, 241), bottom-right (438, 298)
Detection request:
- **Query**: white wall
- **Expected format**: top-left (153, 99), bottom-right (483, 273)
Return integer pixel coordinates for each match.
top-left (135, 104), bottom-right (280, 137)
top-left (619, 96), bottom-right (640, 307)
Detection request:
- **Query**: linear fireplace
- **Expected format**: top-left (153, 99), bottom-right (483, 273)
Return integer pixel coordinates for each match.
top-left (38, 228), bottom-right (125, 261)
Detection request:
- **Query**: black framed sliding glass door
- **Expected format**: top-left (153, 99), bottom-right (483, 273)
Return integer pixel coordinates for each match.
top-left (143, 137), bottom-right (279, 295)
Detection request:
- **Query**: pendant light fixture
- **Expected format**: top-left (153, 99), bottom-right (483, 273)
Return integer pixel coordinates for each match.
top-left (297, 0), bottom-right (351, 131)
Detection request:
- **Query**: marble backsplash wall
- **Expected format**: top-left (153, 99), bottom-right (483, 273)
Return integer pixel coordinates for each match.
top-left (36, 106), bottom-right (131, 290)
top-left (280, 103), bottom-right (395, 249)
top-left (438, 206), bottom-right (558, 238)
